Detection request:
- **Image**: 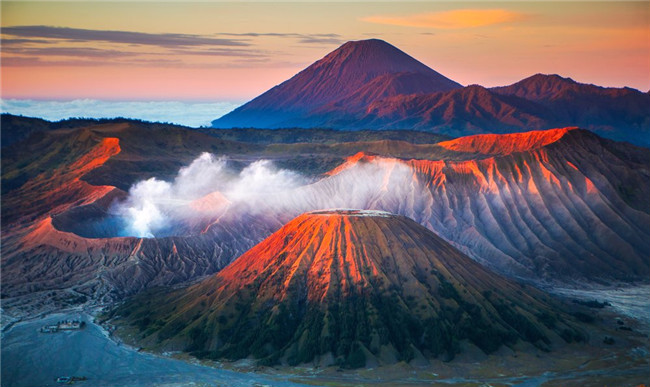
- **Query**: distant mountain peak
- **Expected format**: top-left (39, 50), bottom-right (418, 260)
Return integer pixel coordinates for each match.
top-left (490, 73), bottom-right (582, 100)
top-left (525, 73), bottom-right (577, 84)
top-left (491, 73), bottom-right (601, 102)
top-left (303, 38), bottom-right (453, 91)
top-left (332, 38), bottom-right (398, 53)
top-left (212, 39), bottom-right (461, 128)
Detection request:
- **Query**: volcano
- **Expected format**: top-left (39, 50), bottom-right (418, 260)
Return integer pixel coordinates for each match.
top-left (3, 118), bottom-right (647, 312)
top-left (210, 39), bottom-right (650, 146)
top-left (211, 39), bottom-right (461, 129)
top-left (116, 210), bottom-right (584, 368)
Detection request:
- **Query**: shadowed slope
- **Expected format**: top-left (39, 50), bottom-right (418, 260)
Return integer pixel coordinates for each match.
top-left (351, 85), bottom-right (550, 134)
top-left (1, 127), bottom-right (121, 225)
top-left (491, 73), bottom-right (644, 102)
top-left (490, 74), bottom-right (650, 145)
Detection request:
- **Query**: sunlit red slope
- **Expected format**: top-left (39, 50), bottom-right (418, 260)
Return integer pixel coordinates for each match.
top-left (1, 127), bottom-right (121, 226)
top-left (118, 210), bottom-right (584, 367)
top-left (436, 127), bottom-right (576, 155)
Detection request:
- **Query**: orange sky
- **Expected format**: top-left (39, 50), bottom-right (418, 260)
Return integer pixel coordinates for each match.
top-left (2, 1), bottom-right (649, 101)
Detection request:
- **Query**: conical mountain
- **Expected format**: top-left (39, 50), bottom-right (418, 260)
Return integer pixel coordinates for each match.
top-left (212, 39), bottom-right (461, 128)
top-left (116, 210), bottom-right (585, 367)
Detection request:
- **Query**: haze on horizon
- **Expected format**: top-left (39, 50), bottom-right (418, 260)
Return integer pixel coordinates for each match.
top-left (1, 1), bottom-right (649, 105)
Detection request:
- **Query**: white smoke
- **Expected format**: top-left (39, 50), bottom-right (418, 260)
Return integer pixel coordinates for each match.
top-left (115, 153), bottom-right (306, 237)
top-left (229, 160), bottom-right (306, 200)
top-left (115, 152), bottom-right (428, 238)
top-left (123, 178), bottom-right (170, 237)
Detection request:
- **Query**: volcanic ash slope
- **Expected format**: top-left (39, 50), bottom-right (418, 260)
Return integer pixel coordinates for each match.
top-left (115, 210), bottom-right (586, 368)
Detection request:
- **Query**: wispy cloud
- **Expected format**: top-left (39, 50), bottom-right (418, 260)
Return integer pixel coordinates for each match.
top-left (0, 26), bottom-right (275, 67)
top-left (215, 32), bottom-right (344, 45)
top-left (0, 56), bottom-right (130, 67)
top-left (0, 26), bottom-right (342, 68)
top-left (0, 38), bottom-right (52, 46)
top-left (2, 25), bottom-right (249, 47)
top-left (298, 36), bottom-right (344, 45)
top-left (362, 9), bottom-right (524, 29)
top-left (1, 27), bottom-right (343, 48)
top-left (217, 32), bottom-right (340, 39)
top-left (171, 48), bottom-right (267, 58)
top-left (2, 46), bottom-right (139, 58)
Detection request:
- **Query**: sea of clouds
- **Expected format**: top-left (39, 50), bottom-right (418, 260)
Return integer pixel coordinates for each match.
top-left (1, 99), bottom-right (242, 127)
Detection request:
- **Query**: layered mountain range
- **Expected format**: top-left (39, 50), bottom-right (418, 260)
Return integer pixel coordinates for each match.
top-left (114, 210), bottom-right (586, 367)
top-left (1, 116), bottom-right (647, 313)
top-left (1, 37), bottom-right (648, 383)
top-left (212, 39), bottom-right (650, 146)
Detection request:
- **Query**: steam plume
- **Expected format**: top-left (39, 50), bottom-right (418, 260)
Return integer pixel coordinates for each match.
top-left (115, 153), bottom-right (306, 237)
top-left (115, 152), bottom-right (425, 238)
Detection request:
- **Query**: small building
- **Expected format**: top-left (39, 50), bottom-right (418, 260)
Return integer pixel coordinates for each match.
top-left (59, 320), bottom-right (83, 330)
top-left (41, 320), bottom-right (85, 333)
top-left (41, 325), bottom-right (59, 333)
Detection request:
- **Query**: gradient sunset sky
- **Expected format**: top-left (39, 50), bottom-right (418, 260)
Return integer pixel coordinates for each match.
top-left (2, 1), bottom-right (649, 102)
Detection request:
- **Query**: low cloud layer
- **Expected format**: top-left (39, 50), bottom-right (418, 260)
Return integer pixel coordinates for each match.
top-left (1, 99), bottom-right (241, 128)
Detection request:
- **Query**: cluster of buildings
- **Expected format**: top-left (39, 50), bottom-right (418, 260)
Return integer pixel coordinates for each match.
top-left (40, 320), bottom-right (85, 333)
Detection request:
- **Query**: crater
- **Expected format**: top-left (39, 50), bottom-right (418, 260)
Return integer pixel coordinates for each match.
top-left (309, 209), bottom-right (394, 217)
top-left (51, 189), bottom-right (129, 239)
top-left (50, 189), bottom-right (215, 239)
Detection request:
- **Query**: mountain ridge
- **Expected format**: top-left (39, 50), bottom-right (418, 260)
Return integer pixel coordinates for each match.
top-left (211, 39), bottom-right (650, 146)
top-left (490, 73), bottom-right (643, 101)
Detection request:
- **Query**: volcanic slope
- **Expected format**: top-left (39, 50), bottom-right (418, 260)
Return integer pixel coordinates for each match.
top-left (116, 210), bottom-right (586, 368)
top-left (212, 39), bottom-right (461, 128)
top-left (3, 119), bottom-right (648, 315)
top-left (241, 128), bottom-right (649, 282)
top-left (0, 121), bottom-right (285, 307)
top-left (342, 129), bottom-right (649, 281)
